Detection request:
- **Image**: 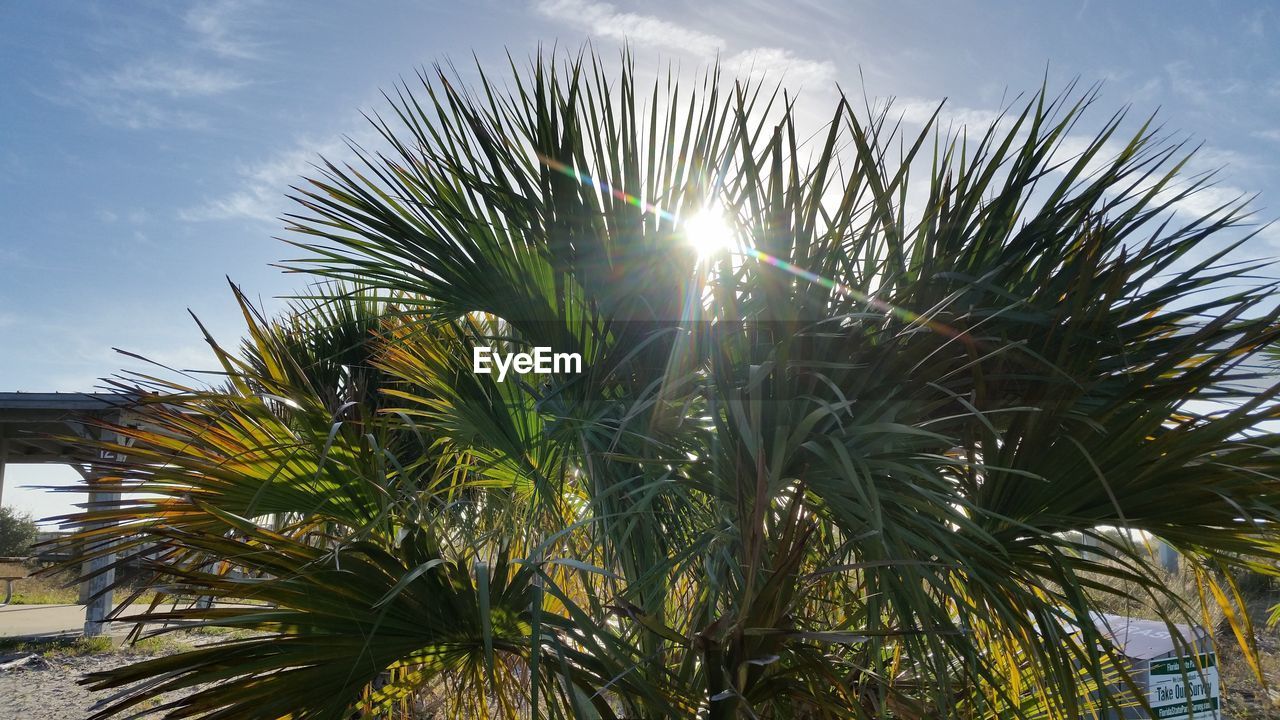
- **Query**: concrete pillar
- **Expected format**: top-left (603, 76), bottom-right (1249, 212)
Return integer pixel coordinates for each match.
top-left (1078, 530), bottom-right (1100, 559)
top-left (0, 426), bottom-right (8, 508)
top-left (1157, 540), bottom-right (1180, 576)
top-left (82, 462), bottom-right (119, 637)
top-left (78, 463), bottom-right (91, 606)
top-left (82, 419), bottom-right (125, 637)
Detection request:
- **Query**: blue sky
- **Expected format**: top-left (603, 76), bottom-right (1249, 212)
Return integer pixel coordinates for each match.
top-left (2, 0), bottom-right (1279, 522)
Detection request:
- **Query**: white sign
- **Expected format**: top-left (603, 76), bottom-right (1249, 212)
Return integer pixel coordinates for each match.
top-left (1147, 653), bottom-right (1219, 719)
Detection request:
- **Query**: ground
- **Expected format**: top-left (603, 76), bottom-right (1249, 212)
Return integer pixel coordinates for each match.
top-left (0, 633), bottom-right (212, 719)
top-left (1217, 594), bottom-right (1280, 719)
top-left (2, 564), bottom-right (1277, 718)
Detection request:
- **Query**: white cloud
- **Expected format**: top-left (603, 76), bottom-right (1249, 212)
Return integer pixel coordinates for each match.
top-left (106, 60), bottom-right (247, 97)
top-left (723, 47), bottom-right (835, 90)
top-left (886, 96), bottom-right (1003, 130)
top-left (1187, 145), bottom-right (1257, 173)
top-left (1046, 139), bottom-right (1279, 247)
top-left (33, 340), bottom-right (217, 396)
top-left (535, 0), bottom-right (725, 57)
top-left (64, 59), bottom-right (245, 129)
top-left (1049, 133), bottom-right (1128, 179)
top-left (71, 95), bottom-right (210, 131)
top-left (181, 137), bottom-right (355, 224)
top-left (1245, 8), bottom-right (1266, 37)
top-left (124, 342), bottom-right (219, 377)
top-left (532, 1), bottom-right (838, 100)
top-left (186, 0), bottom-right (262, 60)
top-left (179, 190), bottom-right (277, 223)
top-left (1163, 184), bottom-right (1251, 220)
top-left (1164, 61), bottom-right (1252, 109)
top-left (1037, 132), bottom-right (1267, 239)
top-left (875, 93), bottom-right (1277, 252)
top-left (58, 1), bottom-right (257, 130)
top-left (1253, 129), bottom-right (1280, 143)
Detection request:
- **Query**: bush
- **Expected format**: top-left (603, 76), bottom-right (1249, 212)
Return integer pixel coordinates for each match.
top-left (0, 505), bottom-right (38, 557)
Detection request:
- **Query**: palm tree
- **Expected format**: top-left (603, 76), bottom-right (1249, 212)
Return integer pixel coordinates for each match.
top-left (62, 52), bottom-right (1280, 719)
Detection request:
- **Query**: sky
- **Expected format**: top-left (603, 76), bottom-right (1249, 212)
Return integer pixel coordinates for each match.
top-left (2, 0), bottom-right (1279, 524)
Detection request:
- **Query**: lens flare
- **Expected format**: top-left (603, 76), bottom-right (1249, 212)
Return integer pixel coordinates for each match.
top-left (684, 207), bottom-right (737, 258)
top-left (534, 153), bottom-right (974, 348)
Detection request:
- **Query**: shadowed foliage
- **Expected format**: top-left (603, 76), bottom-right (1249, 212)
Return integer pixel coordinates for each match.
top-left (0, 505), bottom-right (39, 556)
top-left (54, 51), bottom-right (1280, 718)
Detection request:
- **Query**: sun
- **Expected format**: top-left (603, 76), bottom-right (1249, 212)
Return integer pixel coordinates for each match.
top-left (684, 206), bottom-right (737, 259)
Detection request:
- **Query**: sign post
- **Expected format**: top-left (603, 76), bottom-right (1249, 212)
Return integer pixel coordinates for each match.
top-left (1093, 614), bottom-right (1220, 719)
top-left (1146, 654), bottom-right (1219, 719)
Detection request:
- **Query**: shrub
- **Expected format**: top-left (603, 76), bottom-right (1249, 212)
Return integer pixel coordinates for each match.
top-left (0, 505), bottom-right (37, 557)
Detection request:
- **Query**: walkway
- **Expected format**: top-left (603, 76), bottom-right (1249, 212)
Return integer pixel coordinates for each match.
top-left (0, 603), bottom-right (157, 639)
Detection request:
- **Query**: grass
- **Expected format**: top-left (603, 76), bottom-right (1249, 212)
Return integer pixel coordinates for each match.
top-left (1, 562), bottom-right (157, 606)
top-left (0, 636), bottom-right (115, 658)
top-left (1216, 587), bottom-right (1280, 720)
top-left (185, 624), bottom-right (238, 636)
top-left (2, 561), bottom-right (83, 604)
top-left (0, 633), bottom-right (195, 659)
top-left (57, 636), bottom-right (117, 657)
